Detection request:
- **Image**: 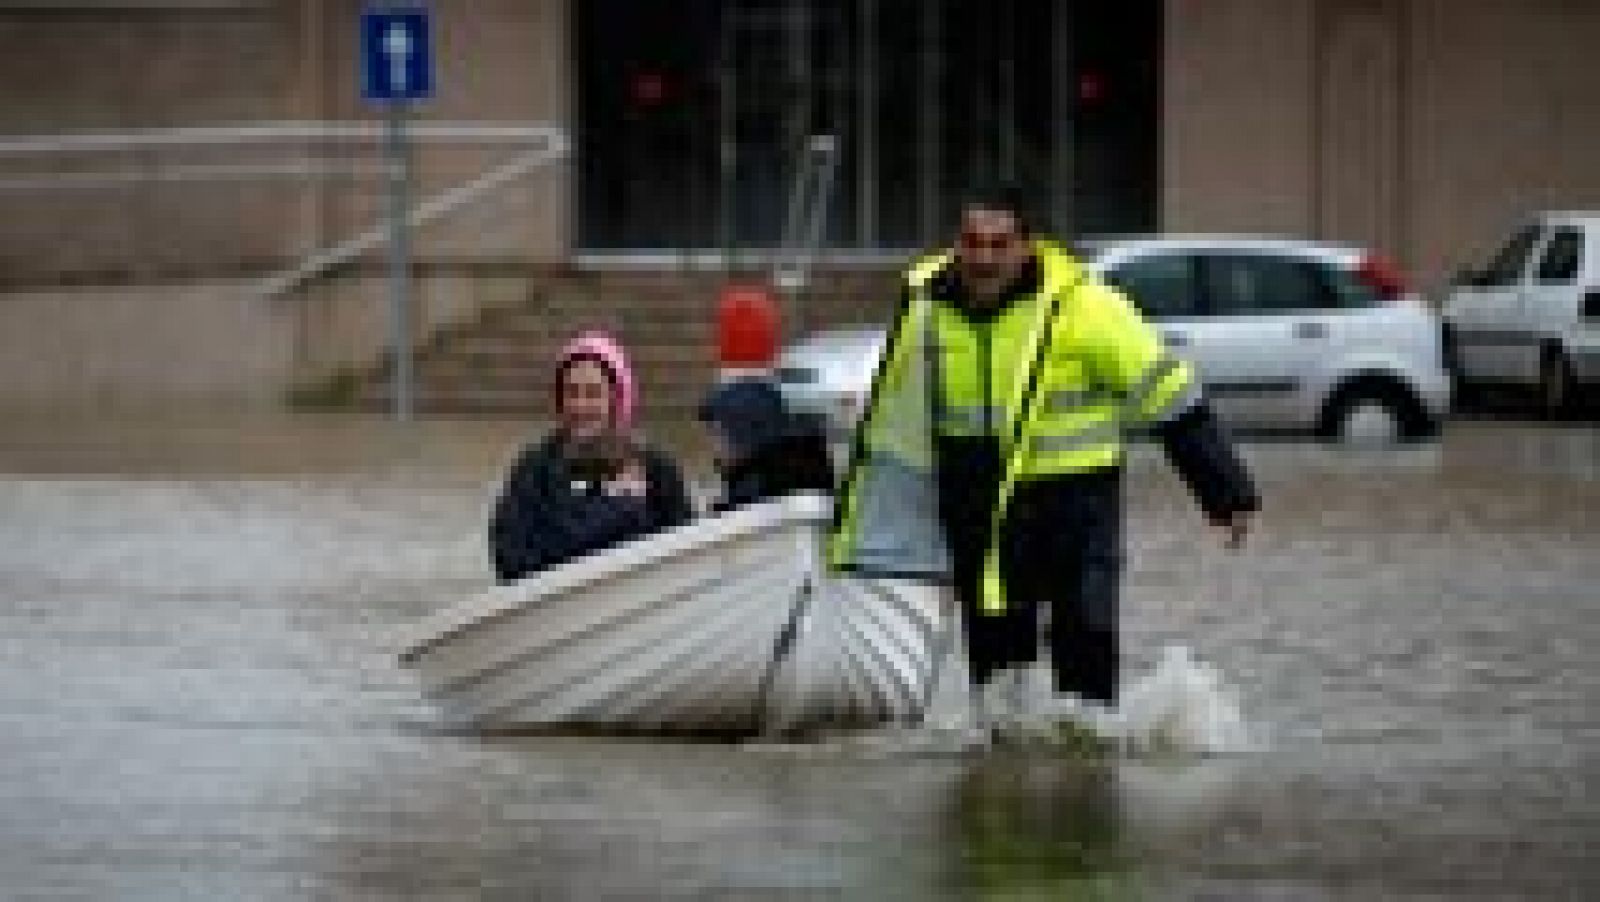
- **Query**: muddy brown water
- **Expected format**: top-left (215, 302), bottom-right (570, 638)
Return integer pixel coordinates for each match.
top-left (0, 414), bottom-right (1594, 899)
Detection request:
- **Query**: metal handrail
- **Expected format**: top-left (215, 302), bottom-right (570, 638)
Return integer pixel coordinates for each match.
top-left (0, 121), bottom-right (570, 298)
top-left (255, 136), bottom-right (568, 299)
top-left (774, 133), bottom-right (840, 293)
top-left (0, 122), bottom-right (562, 154)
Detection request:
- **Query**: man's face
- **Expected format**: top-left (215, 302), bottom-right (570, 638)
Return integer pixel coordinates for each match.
top-left (955, 206), bottom-right (1029, 303)
top-left (558, 359), bottom-right (614, 438)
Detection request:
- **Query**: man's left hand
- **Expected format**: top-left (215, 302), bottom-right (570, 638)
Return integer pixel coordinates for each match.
top-left (1215, 510), bottom-right (1253, 550)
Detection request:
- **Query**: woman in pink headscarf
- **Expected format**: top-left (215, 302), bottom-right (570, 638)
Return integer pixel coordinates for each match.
top-left (489, 331), bottom-right (693, 583)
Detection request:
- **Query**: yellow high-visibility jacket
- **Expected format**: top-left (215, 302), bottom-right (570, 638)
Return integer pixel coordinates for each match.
top-left (829, 239), bottom-right (1199, 613)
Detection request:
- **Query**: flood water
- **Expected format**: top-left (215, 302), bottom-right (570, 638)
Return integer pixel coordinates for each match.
top-left (0, 414), bottom-right (1595, 899)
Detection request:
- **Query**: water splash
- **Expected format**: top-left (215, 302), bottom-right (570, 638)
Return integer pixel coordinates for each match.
top-left (745, 646), bottom-right (1261, 758)
top-left (1110, 645), bottom-right (1260, 755)
top-left (919, 645), bottom-right (1260, 756)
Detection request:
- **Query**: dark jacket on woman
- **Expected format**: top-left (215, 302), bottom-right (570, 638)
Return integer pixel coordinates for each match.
top-left (489, 433), bottom-right (694, 583)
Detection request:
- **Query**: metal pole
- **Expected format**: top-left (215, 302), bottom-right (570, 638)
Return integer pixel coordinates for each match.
top-left (858, 0), bottom-right (878, 248)
top-left (384, 101), bottom-right (414, 422)
top-left (1000, 0), bottom-right (1018, 183)
top-left (918, 1), bottom-right (942, 244)
top-left (790, 0), bottom-right (813, 160)
top-left (788, 0), bottom-right (813, 271)
top-left (800, 134), bottom-right (841, 282)
top-left (718, 13), bottom-right (737, 263)
top-left (1051, 2), bottom-right (1076, 237)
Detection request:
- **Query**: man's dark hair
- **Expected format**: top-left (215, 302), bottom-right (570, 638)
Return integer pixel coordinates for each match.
top-left (957, 179), bottom-right (1034, 235)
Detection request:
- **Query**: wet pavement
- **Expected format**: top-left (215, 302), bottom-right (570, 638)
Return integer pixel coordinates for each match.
top-left (0, 414), bottom-right (1595, 899)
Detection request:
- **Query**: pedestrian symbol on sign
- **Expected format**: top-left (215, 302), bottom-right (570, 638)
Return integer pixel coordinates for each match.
top-left (361, 7), bottom-right (433, 103)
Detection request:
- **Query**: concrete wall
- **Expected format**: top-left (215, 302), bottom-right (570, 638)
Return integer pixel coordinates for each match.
top-left (1316, 0), bottom-right (1406, 262)
top-left (0, 281), bottom-right (293, 410)
top-left (1164, 0), bottom-right (1320, 238)
top-left (0, 2), bottom-right (300, 283)
top-left (0, 0), bottom-right (570, 285)
top-left (0, 0), bottom-right (568, 408)
top-left (0, 273), bottom-right (533, 412)
top-left (1165, 0), bottom-right (1600, 285)
top-left (1405, 0), bottom-right (1600, 282)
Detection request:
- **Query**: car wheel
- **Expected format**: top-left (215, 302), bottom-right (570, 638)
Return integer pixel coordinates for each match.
top-left (1441, 326), bottom-right (1480, 410)
top-left (1320, 383), bottom-right (1434, 444)
top-left (1539, 349), bottom-right (1577, 420)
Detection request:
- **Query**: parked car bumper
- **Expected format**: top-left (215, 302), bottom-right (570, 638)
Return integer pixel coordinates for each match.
top-left (1567, 330), bottom-right (1600, 383)
top-left (1416, 364), bottom-right (1455, 423)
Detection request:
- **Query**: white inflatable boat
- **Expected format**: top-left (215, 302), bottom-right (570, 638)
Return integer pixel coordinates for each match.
top-left (393, 493), bottom-right (952, 736)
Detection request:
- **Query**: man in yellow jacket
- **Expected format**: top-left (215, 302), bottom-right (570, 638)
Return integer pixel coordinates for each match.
top-left (829, 183), bottom-right (1258, 731)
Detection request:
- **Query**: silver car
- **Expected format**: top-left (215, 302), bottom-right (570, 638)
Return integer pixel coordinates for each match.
top-left (777, 237), bottom-right (1451, 442)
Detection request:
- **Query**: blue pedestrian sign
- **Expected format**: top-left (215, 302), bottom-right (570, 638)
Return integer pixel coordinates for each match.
top-left (361, 7), bottom-right (433, 103)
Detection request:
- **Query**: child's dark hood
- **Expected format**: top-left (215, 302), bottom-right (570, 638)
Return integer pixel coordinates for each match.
top-left (698, 377), bottom-right (795, 459)
top-left (700, 377), bottom-right (835, 512)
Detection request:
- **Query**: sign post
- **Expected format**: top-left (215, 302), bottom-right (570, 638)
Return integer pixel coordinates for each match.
top-left (361, 7), bottom-right (433, 422)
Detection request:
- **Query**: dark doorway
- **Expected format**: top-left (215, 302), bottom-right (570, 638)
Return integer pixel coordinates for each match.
top-left (574, 1), bottom-right (1161, 256)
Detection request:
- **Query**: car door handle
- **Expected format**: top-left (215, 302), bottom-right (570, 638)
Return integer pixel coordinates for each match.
top-left (1295, 322), bottom-right (1328, 340)
top-left (1162, 330), bottom-right (1190, 348)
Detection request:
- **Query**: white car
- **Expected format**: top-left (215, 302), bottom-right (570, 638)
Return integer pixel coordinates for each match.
top-left (777, 237), bottom-right (1451, 442)
top-left (1441, 212), bottom-right (1600, 415)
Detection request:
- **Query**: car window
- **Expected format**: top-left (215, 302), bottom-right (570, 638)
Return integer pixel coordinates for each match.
top-left (1199, 253), bottom-right (1332, 315)
top-left (1103, 253), bottom-right (1197, 318)
top-left (1479, 224), bottom-right (1542, 287)
top-left (1536, 227), bottom-right (1584, 285)
top-left (1323, 262), bottom-right (1385, 308)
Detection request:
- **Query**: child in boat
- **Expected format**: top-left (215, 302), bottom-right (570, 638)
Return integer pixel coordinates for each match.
top-left (698, 376), bottom-right (835, 513)
top-left (489, 331), bottom-right (694, 583)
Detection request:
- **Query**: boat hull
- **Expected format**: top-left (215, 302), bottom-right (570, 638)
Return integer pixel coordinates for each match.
top-left (394, 494), bottom-right (950, 735)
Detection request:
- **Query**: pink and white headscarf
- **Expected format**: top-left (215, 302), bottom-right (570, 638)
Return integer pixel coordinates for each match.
top-left (556, 330), bottom-right (638, 430)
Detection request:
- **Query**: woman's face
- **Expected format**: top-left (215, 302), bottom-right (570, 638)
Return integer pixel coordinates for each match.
top-left (559, 359), bottom-right (614, 438)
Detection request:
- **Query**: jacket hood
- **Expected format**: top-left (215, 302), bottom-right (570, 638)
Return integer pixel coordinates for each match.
top-left (698, 377), bottom-right (794, 459)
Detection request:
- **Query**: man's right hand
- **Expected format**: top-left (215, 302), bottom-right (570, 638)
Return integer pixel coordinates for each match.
top-left (604, 462), bottom-right (649, 499)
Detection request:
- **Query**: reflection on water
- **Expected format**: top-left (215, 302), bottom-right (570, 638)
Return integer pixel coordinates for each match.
top-left (0, 415), bottom-right (1595, 897)
top-left (951, 760), bottom-right (1138, 899)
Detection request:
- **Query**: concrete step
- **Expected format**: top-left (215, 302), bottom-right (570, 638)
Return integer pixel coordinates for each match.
top-left (399, 365), bottom-right (716, 395)
top-left (357, 386), bottom-right (708, 417)
top-left (335, 268), bottom-right (906, 417)
top-left (431, 328), bottom-right (716, 356)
